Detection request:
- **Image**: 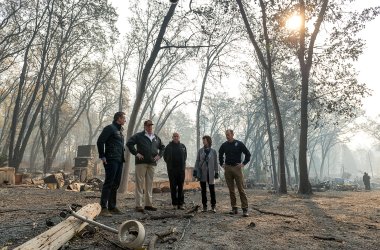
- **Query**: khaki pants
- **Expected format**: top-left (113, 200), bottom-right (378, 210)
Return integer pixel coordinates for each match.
top-left (135, 163), bottom-right (155, 207)
top-left (224, 165), bottom-right (248, 209)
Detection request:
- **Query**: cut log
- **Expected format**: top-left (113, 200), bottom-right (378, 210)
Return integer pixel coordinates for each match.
top-left (14, 203), bottom-right (101, 250)
top-left (31, 178), bottom-right (45, 185)
top-left (66, 182), bottom-right (87, 192)
top-left (43, 173), bottom-right (65, 188)
top-left (0, 167), bottom-right (15, 185)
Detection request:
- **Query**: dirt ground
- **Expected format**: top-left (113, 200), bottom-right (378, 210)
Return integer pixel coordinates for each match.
top-left (0, 185), bottom-right (379, 250)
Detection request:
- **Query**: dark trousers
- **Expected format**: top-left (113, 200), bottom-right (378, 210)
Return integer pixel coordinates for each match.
top-left (168, 170), bottom-right (185, 206)
top-left (200, 181), bottom-right (216, 208)
top-left (100, 160), bottom-right (123, 210)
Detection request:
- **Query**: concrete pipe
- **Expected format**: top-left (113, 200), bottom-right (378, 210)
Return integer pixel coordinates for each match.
top-left (118, 220), bottom-right (145, 249)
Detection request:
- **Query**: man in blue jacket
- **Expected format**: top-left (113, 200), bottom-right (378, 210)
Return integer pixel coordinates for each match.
top-left (127, 119), bottom-right (165, 212)
top-left (97, 112), bottom-right (126, 217)
top-left (219, 129), bottom-right (251, 217)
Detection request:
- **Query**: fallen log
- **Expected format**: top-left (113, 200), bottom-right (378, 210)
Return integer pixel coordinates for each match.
top-left (146, 205), bottom-right (199, 220)
top-left (312, 235), bottom-right (343, 243)
top-left (161, 236), bottom-right (177, 244)
top-left (149, 235), bottom-right (159, 249)
top-left (149, 213), bottom-right (194, 220)
top-left (0, 208), bottom-right (60, 213)
top-left (99, 231), bottom-right (125, 249)
top-left (148, 227), bottom-right (176, 250)
top-left (251, 205), bottom-right (296, 218)
top-left (185, 205), bottom-right (200, 214)
top-left (157, 228), bottom-right (176, 237)
top-left (14, 203), bottom-right (101, 250)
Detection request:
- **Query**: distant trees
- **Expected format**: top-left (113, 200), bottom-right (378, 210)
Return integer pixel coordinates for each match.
top-left (190, 1), bottom-right (241, 151)
top-left (284, 0), bottom-right (377, 193)
top-left (40, 60), bottom-right (114, 173)
top-left (112, 37), bottom-right (134, 112)
top-left (232, 0), bottom-right (378, 194)
top-left (1, 0), bottom-right (117, 171)
top-left (83, 81), bottom-right (121, 145)
top-left (362, 116), bottom-right (380, 144)
top-left (119, 1), bottom-right (179, 193)
top-left (235, 0), bottom-right (288, 193)
top-left (0, 1), bottom-right (25, 142)
top-left (201, 93), bottom-right (240, 140)
top-left (0, 0), bottom-right (376, 191)
top-left (0, 0), bottom-right (25, 76)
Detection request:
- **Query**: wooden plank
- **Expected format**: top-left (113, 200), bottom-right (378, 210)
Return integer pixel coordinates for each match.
top-left (14, 203), bottom-right (101, 250)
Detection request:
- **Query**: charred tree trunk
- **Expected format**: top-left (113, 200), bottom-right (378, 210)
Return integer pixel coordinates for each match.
top-left (297, 0), bottom-right (328, 194)
top-left (298, 70), bottom-right (312, 194)
top-left (293, 154), bottom-right (299, 186)
top-left (196, 65), bottom-right (210, 151)
top-left (9, 2), bottom-right (61, 171)
top-left (119, 2), bottom-right (178, 194)
top-left (285, 156), bottom-right (292, 186)
top-left (260, 72), bottom-right (278, 190)
top-left (29, 133), bottom-right (41, 173)
top-left (236, 0), bottom-right (287, 193)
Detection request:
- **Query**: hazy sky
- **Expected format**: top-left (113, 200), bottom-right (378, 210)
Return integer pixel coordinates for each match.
top-left (355, 2), bottom-right (380, 118)
top-left (349, 0), bottom-right (380, 149)
top-left (110, 0), bottom-right (380, 119)
top-left (108, 0), bottom-right (379, 174)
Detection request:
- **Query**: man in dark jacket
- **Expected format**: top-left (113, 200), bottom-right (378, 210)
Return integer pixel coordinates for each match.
top-left (97, 112), bottom-right (126, 217)
top-left (363, 172), bottom-right (371, 190)
top-left (219, 129), bottom-right (251, 217)
top-left (127, 119), bottom-right (165, 212)
top-left (164, 132), bottom-right (187, 210)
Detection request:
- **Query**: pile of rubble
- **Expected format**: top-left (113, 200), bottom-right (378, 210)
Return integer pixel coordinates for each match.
top-left (0, 167), bottom-right (103, 192)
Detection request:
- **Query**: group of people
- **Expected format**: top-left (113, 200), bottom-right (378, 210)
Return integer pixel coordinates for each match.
top-left (96, 112), bottom-right (251, 217)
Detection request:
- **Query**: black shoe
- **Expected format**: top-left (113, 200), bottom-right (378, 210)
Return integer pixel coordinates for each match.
top-left (243, 208), bottom-right (249, 217)
top-left (202, 206), bottom-right (207, 212)
top-left (178, 205), bottom-right (185, 210)
top-left (109, 207), bottom-right (124, 214)
top-left (229, 207), bottom-right (238, 215)
top-left (99, 208), bottom-right (112, 217)
top-left (144, 206), bottom-right (157, 211)
top-left (135, 206), bottom-right (145, 213)
top-left (211, 206), bottom-right (216, 213)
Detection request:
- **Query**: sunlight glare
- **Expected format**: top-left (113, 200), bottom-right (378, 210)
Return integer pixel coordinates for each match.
top-left (285, 15), bottom-right (302, 31)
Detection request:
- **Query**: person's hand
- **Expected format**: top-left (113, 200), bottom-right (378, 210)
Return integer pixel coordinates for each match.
top-left (221, 165), bottom-right (225, 169)
top-left (237, 163), bottom-right (244, 168)
top-left (154, 155), bottom-right (161, 162)
top-left (214, 173), bottom-right (219, 179)
top-left (100, 157), bottom-right (107, 165)
top-left (136, 153), bottom-right (144, 160)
